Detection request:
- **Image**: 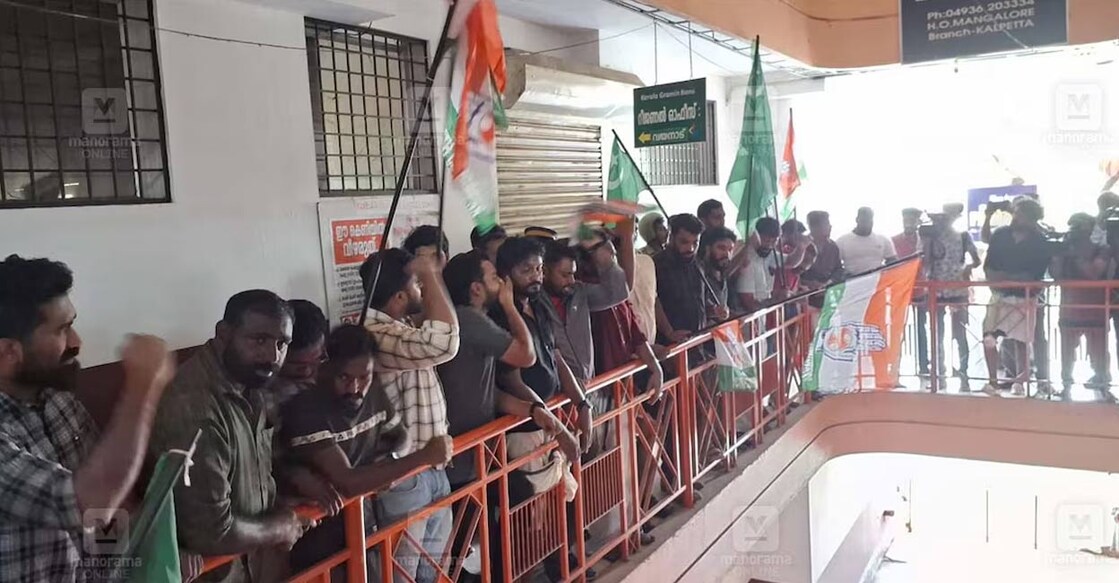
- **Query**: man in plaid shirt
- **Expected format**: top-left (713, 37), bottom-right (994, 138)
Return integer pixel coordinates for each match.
top-left (0, 255), bottom-right (184, 582)
top-left (360, 245), bottom-right (459, 583)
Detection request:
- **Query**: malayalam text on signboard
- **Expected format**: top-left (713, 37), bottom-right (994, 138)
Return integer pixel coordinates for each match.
top-left (633, 78), bottom-right (706, 148)
top-left (900, 0), bottom-right (1067, 64)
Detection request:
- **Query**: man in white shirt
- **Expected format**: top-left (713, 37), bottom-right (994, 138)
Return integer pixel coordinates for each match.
top-left (736, 217), bottom-right (781, 313)
top-left (836, 207), bottom-right (898, 275)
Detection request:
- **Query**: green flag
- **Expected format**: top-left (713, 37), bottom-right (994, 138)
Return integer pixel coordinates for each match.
top-left (129, 471), bottom-right (182, 583)
top-left (607, 135), bottom-right (646, 203)
top-left (727, 37), bottom-right (777, 237)
top-left (111, 434), bottom-right (199, 583)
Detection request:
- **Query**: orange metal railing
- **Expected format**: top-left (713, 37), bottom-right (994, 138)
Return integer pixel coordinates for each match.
top-left (900, 278), bottom-right (1119, 398)
top-left (199, 296), bottom-right (815, 582)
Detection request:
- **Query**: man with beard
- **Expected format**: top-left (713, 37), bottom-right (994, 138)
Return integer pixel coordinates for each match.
top-left (491, 238), bottom-right (593, 451)
top-left (800, 211), bottom-right (844, 306)
top-left (438, 251), bottom-right (579, 580)
top-left (149, 290), bottom-right (315, 583)
top-left (0, 255), bottom-right (188, 582)
top-left (279, 325), bottom-right (454, 579)
top-left (654, 214), bottom-right (710, 345)
top-left (736, 217), bottom-right (782, 314)
top-left (699, 226), bottom-right (738, 311)
top-left (539, 236), bottom-right (629, 388)
top-left (360, 248), bottom-right (458, 583)
top-left (491, 237), bottom-right (594, 581)
top-left (439, 251), bottom-right (578, 488)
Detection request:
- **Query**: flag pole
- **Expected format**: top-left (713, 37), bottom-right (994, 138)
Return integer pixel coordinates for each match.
top-left (770, 195), bottom-right (787, 291)
top-left (610, 129), bottom-right (668, 218)
top-left (610, 129), bottom-right (723, 307)
top-left (359, 1), bottom-right (460, 327)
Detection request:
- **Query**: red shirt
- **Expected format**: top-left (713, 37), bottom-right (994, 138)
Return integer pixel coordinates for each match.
top-left (549, 294), bottom-right (567, 322)
top-left (892, 232), bottom-right (920, 258)
top-left (591, 300), bottom-right (647, 375)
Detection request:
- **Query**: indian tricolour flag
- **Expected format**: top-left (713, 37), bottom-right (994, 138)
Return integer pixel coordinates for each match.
top-left (714, 322), bottom-right (757, 392)
top-left (803, 259), bottom-right (920, 393)
top-left (443, 0), bottom-right (507, 235)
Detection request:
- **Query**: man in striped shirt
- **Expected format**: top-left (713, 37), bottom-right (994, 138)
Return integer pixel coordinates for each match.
top-left (359, 248), bottom-right (459, 583)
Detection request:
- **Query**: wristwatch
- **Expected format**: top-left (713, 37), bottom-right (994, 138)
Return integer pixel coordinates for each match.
top-left (575, 398), bottom-right (594, 413)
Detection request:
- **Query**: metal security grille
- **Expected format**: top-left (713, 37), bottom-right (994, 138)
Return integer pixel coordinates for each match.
top-left (636, 101), bottom-right (717, 187)
top-left (0, 0), bottom-right (170, 207)
top-left (305, 18), bottom-right (437, 196)
top-left (497, 113), bottom-right (602, 234)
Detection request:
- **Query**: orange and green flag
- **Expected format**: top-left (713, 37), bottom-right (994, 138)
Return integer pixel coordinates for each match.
top-left (778, 110), bottom-right (801, 221)
top-left (803, 259), bottom-right (920, 393)
top-left (713, 321), bottom-right (758, 393)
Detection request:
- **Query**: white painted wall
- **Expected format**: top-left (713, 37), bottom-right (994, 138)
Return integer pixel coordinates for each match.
top-left (0, 0), bottom-right (604, 365)
top-left (809, 454), bottom-right (905, 582)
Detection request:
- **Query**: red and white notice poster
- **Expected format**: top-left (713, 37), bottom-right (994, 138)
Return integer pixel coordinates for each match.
top-left (317, 195), bottom-right (439, 324)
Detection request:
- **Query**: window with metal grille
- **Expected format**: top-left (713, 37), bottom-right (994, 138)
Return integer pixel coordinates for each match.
top-left (636, 101), bottom-right (717, 187)
top-left (305, 19), bottom-right (437, 196)
top-left (0, 0), bottom-right (169, 207)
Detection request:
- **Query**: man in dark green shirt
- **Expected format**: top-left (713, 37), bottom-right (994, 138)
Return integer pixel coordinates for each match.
top-left (148, 290), bottom-right (316, 582)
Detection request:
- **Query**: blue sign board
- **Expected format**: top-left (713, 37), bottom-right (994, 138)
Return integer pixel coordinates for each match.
top-left (966, 184), bottom-right (1039, 241)
top-left (900, 0), bottom-right (1067, 64)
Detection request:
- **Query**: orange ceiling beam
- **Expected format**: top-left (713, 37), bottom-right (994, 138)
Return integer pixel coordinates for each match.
top-left (645, 0), bottom-right (1119, 68)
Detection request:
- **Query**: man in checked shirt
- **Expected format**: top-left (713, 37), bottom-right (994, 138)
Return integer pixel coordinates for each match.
top-left (0, 255), bottom-right (197, 582)
top-left (359, 248), bottom-right (459, 583)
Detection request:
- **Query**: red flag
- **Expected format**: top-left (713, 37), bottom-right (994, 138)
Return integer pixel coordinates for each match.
top-left (779, 111), bottom-right (800, 201)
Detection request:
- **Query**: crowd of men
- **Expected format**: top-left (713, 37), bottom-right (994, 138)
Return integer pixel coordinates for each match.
top-left (3, 190), bottom-right (1117, 582)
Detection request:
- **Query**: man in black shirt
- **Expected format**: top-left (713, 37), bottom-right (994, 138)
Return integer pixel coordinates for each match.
top-left (980, 198), bottom-right (1052, 396)
top-left (280, 325), bottom-right (453, 579)
top-left (491, 238), bottom-right (592, 447)
top-left (654, 214), bottom-right (713, 345)
top-left (489, 237), bottom-right (593, 581)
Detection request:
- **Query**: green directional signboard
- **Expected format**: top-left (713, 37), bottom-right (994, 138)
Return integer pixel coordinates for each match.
top-left (633, 78), bottom-right (706, 148)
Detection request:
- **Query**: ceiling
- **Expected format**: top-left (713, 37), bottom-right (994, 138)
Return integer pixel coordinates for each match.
top-left (639, 0), bottom-right (1119, 68)
top-left (495, 0), bottom-right (648, 31)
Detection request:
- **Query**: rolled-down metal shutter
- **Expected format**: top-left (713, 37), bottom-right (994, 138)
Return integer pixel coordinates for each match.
top-left (497, 113), bottom-right (602, 234)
